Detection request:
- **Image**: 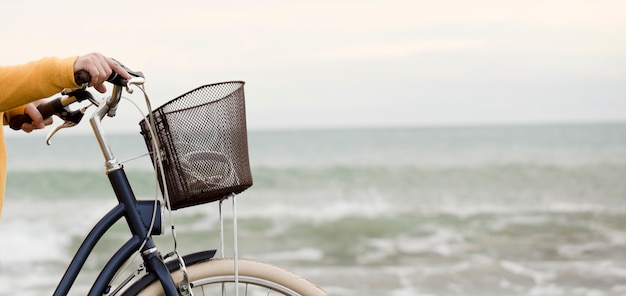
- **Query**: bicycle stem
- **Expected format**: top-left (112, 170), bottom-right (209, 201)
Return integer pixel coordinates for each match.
top-left (89, 84), bottom-right (126, 174)
top-left (89, 77), bottom-right (147, 174)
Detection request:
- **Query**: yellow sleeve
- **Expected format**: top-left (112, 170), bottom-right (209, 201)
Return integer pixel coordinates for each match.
top-left (0, 56), bottom-right (79, 113)
top-left (2, 106), bottom-right (27, 125)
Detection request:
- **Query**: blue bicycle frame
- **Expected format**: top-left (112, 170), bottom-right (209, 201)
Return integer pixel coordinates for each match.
top-left (48, 82), bottom-right (212, 296)
top-left (53, 169), bottom-right (178, 296)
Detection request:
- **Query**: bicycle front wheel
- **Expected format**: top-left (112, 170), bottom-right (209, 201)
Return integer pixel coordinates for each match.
top-left (135, 258), bottom-right (327, 296)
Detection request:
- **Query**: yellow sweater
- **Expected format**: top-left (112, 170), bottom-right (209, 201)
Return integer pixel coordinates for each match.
top-left (0, 56), bottom-right (79, 217)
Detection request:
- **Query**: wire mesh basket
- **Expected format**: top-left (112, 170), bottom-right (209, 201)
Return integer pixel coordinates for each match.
top-left (139, 81), bottom-right (253, 210)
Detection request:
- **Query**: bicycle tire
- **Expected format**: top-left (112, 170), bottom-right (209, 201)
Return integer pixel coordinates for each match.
top-left (132, 258), bottom-right (327, 296)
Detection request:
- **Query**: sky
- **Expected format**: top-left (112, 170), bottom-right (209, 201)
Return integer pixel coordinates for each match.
top-left (1, 0), bottom-right (625, 132)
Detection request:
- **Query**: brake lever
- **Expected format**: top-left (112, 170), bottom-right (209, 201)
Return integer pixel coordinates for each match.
top-left (46, 121), bottom-right (78, 146)
top-left (45, 104), bottom-right (93, 145)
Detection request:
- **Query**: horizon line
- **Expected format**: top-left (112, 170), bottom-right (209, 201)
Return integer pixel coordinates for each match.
top-left (5, 119), bottom-right (626, 138)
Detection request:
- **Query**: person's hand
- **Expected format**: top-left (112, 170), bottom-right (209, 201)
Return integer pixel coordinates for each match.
top-left (73, 52), bottom-right (132, 93)
top-left (21, 99), bottom-right (53, 133)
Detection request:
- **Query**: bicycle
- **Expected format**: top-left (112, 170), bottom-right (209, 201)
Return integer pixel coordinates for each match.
top-left (8, 63), bottom-right (327, 295)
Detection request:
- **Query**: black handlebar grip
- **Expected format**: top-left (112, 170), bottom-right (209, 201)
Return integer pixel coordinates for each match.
top-left (73, 67), bottom-right (144, 87)
top-left (73, 70), bottom-right (118, 85)
top-left (8, 98), bottom-right (64, 130)
top-left (74, 70), bottom-right (91, 85)
top-left (74, 70), bottom-right (123, 86)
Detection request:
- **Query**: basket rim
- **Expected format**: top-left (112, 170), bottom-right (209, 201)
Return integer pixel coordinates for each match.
top-left (167, 80), bottom-right (244, 106)
top-left (140, 80), bottom-right (246, 123)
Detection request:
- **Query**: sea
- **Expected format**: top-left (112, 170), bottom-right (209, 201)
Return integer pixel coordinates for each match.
top-left (1, 123), bottom-right (626, 296)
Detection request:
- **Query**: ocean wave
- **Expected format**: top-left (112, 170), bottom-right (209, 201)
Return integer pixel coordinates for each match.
top-left (5, 170), bottom-right (158, 200)
top-left (7, 162), bottom-right (626, 202)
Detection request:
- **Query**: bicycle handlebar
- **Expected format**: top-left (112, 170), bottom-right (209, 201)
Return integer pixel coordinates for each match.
top-left (8, 61), bottom-right (144, 130)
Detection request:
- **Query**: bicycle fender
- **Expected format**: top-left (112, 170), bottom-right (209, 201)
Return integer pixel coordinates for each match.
top-left (119, 250), bottom-right (217, 295)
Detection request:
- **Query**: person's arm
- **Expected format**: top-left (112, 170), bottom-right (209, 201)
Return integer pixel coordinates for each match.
top-left (0, 53), bottom-right (131, 131)
top-left (0, 56), bottom-right (79, 112)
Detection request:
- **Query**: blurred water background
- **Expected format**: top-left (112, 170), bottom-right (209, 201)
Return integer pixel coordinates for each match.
top-left (1, 123), bottom-right (626, 295)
